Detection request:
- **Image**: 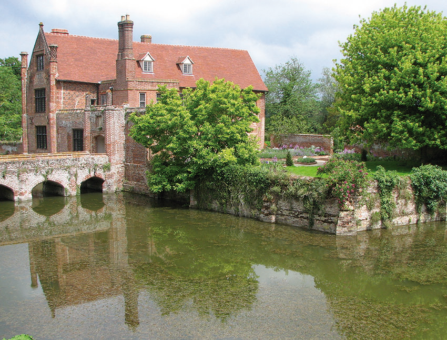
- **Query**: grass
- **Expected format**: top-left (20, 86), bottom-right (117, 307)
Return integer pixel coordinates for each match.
top-left (285, 160), bottom-right (420, 178)
top-left (364, 160), bottom-right (418, 176)
top-left (286, 166), bottom-right (319, 177)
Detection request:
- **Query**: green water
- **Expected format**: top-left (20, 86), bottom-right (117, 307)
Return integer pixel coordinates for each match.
top-left (0, 193), bottom-right (446, 339)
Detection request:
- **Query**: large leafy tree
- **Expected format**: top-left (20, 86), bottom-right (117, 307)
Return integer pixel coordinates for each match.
top-left (335, 5), bottom-right (447, 153)
top-left (0, 60), bottom-right (22, 141)
top-left (0, 57), bottom-right (21, 81)
top-left (129, 78), bottom-right (260, 193)
top-left (264, 58), bottom-right (321, 136)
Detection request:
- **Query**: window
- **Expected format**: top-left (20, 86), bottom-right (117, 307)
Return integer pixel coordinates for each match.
top-left (73, 129), bottom-right (84, 151)
top-left (156, 93), bottom-right (161, 103)
top-left (183, 63), bottom-right (192, 75)
top-left (139, 93), bottom-right (146, 108)
top-left (36, 126), bottom-right (47, 149)
top-left (139, 52), bottom-right (155, 73)
top-left (35, 89), bottom-right (46, 113)
top-left (37, 55), bottom-right (44, 71)
top-left (142, 60), bottom-right (153, 73)
top-left (90, 99), bottom-right (96, 105)
top-left (100, 94), bottom-right (107, 105)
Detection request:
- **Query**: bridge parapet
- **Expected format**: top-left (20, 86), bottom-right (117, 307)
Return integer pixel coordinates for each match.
top-left (0, 154), bottom-right (123, 201)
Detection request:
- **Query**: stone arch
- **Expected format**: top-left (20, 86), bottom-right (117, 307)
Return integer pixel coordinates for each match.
top-left (0, 184), bottom-right (14, 201)
top-left (32, 180), bottom-right (66, 198)
top-left (80, 176), bottom-right (105, 194)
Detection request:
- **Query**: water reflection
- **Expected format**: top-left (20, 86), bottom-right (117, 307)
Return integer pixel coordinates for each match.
top-left (80, 192), bottom-right (105, 212)
top-left (0, 201), bottom-right (15, 222)
top-left (1, 193), bottom-right (447, 339)
top-left (32, 196), bottom-right (67, 217)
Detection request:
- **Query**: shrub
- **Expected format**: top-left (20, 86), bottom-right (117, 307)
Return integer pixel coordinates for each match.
top-left (410, 165), bottom-right (447, 213)
top-left (296, 157), bottom-right (316, 164)
top-left (317, 158), bottom-right (369, 208)
top-left (286, 151), bottom-right (294, 166)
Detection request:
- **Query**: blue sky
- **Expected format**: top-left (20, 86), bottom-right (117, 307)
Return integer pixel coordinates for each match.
top-left (2, 0), bottom-right (447, 82)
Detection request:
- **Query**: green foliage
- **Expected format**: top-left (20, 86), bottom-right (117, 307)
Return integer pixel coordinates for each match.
top-left (196, 165), bottom-right (286, 211)
top-left (296, 157), bottom-right (316, 163)
top-left (0, 63), bottom-right (22, 141)
top-left (264, 58), bottom-right (321, 135)
top-left (285, 150), bottom-right (294, 166)
top-left (3, 335), bottom-right (34, 340)
top-left (373, 166), bottom-right (400, 220)
top-left (102, 163), bottom-right (111, 172)
top-left (335, 5), bottom-right (447, 153)
top-left (0, 56), bottom-right (21, 81)
top-left (129, 78), bottom-right (260, 193)
top-left (317, 158), bottom-right (369, 208)
top-left (318, 67), bottom-right (338, 132)
top-left (410, 164), bottom-right (447, 213)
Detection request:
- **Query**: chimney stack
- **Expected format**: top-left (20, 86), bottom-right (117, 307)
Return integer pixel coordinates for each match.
top-left (117, 14), bottom-right (134, 60)
top-left (140, 35), bottom-right (152, 43)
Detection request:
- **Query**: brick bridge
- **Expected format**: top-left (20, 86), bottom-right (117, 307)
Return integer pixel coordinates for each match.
top-left (0, 152), bottom-right (123, 201)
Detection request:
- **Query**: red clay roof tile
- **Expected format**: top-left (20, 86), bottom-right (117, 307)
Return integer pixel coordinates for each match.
top-left (45, 33), bottom-right (268, 91)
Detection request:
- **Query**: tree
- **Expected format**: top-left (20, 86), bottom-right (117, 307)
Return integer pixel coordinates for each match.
top-left (0, 64), bottom-right (22, 141)
top-left (129, 78), bottom-right (260, 193)
top-left (263, 58), bottom-right (321, 136)
top-left (335, 5), bottom-right (447, 154)
top-left (318, 67), bottom-right (339, 132)
top-left (0, 57), bottom-right (21, 81)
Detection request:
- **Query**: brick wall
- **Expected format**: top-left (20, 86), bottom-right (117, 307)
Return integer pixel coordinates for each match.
top-left (55, 82), bottom-right (98, 110)
top-left (0, 142), bottom-right (23, 155)
top-left (56, 110), bottom-right (84, 152)
top-left (271, 134), bottom-right (333, 154)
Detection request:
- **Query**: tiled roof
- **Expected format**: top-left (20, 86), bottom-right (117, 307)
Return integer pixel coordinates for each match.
top-left (45, 33), bottom-right (268, 91)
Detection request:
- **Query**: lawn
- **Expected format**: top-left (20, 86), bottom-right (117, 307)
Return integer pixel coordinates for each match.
top-left (286, 160), bottom-right (420, 177)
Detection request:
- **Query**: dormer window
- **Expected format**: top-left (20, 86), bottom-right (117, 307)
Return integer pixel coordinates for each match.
top-left (143, 60), bottom-right (153, 73)
top-left (138, 52), bottom-right (155, 73)
top-left (177, 56), bottom-right (194, 75)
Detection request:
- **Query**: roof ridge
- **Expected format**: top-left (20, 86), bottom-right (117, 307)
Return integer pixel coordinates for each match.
top-left (136, 41), bottom-right (246, 52)
top-left (45, 33), bottom-right (246, 51)
top-left (45, 32), bottom-right (118, 42)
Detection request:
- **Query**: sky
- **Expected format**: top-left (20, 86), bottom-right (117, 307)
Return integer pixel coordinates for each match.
top-left (2, 0), bottom-right (447, 82)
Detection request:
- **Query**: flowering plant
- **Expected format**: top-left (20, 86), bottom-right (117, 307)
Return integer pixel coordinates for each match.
top-left (317, 158), bottom-right (369, 208)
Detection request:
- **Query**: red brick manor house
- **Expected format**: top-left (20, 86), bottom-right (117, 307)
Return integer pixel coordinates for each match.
top-left (19, 15), bottom-right (267, 194)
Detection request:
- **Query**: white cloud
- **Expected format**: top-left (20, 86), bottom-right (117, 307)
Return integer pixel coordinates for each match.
top-left (3, 0), bottom-right (447, 81)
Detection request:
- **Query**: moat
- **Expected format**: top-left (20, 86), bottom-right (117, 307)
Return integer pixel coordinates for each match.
top-left (1, 193), bottom-right (446, 339)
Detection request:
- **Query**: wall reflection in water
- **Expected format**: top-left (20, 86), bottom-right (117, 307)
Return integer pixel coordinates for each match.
top-left (1, 193), bottom-right (447, 339)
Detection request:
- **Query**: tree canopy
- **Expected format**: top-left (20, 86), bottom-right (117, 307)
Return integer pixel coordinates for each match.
top-left (129, 78), bottom-right (260, 193)
top-left (335, 5), bottom-right (447, 151)
top-left (264, 58), bottom-right (321, 136)
top-left (0, 61), bottom-right (22, 141)
top-left (0, 57), bottom-right (21, 81)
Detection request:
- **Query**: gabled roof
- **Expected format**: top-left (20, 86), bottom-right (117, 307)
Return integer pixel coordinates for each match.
top-left (176, 56), bottom-right (193, 64)
top-left (44, 32), bottom-right (268, 91)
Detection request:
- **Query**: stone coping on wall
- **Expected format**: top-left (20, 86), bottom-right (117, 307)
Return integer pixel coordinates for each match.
top-left (0, 151), bottom-right (93, 162)
top-left (190, 180), bottom-right (446, 236)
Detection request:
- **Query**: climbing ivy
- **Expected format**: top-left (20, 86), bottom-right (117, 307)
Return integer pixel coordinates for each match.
top-left (373, 166), bottom-right (400, 222)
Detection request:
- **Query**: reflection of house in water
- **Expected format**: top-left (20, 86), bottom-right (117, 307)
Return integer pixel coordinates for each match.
top-left (28, 225), bottom-right (141, 328)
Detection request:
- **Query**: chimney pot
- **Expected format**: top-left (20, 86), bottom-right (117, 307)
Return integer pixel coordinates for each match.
top-left (121, 15), bottom-right (125, 21)
top-left (126, 14), bottom-right (130, 21)
top-left (141, 35), bottom-right (152, 43)
top-left (51, 28), bottom-right (69, 35)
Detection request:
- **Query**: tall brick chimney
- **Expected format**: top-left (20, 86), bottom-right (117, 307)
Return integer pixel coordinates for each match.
top-left (117, 14), bottom-right (134, 60)
top-left (116, 14), bottom-right (135, 104)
